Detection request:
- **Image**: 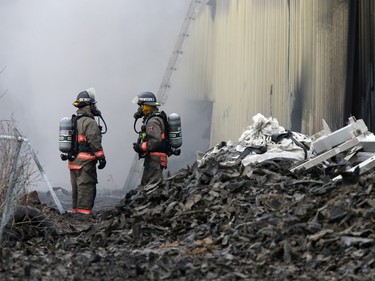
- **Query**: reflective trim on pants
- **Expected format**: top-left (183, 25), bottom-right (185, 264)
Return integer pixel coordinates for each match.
top-left (150, 152), bottom-right (168, 167)
top-left (77, 208), bottom-right (92, 214)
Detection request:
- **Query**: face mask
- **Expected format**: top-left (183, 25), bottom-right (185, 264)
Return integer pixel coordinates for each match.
top-left (90, 104), bottom-right (102, 116)
top-left (133, 107), bottom-right (144, 119)
top-left (141, 104), bottom-right (154, 116)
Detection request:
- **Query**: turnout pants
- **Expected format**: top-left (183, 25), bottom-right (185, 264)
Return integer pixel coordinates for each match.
top-left (141, 154), bottom-right (164, 186)
top-left (70, 161), bottom-right (97, 213)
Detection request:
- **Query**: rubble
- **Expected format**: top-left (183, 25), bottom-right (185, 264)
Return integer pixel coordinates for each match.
top-left (1, 114), bottom-right (375, 280)
top-left (197, 113), bottom-right (313, 168)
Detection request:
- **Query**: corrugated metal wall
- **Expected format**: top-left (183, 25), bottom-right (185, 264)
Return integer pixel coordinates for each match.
top-left (349, 0), bottom-right (375, 131)
top-left (175, 0), bottom-right (350, 146)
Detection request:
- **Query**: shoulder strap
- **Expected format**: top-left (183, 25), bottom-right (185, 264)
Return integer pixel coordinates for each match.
top-left (70, 115), bottom-right (78, 158)
top-left (74, 113), bottom-right (97, 138)
top-left (72, 113), bottom-right (95, 141)
top-left (159, 111), bottom-right (169, 134)
top-left (145, 111), bottom-right (167, 124)
top-left (148, 111), bottom-right (169, 133)
top-left (69, 114), bottom-right (91, 159)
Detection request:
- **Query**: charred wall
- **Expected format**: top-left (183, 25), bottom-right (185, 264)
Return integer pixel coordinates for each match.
top-left (346, 0), bottom-right (375, 132)
top-left (174, 0), bottom-right (353, 146)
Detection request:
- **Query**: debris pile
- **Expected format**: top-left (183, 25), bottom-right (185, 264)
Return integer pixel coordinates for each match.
top-left (197, 113), bottom-right (313, 168)
top-left (1, 114), bottom-right (375, 280)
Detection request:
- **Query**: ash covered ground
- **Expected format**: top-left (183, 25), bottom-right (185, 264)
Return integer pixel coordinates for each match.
top-left (2, 115), bottom-right (375, 281)
top-left (1, 157), bottom-right (375, 281)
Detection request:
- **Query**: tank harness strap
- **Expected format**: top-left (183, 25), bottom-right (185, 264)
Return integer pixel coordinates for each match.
top-left (144, 111), bottom-right (171, 156)
top-left (72, 113), bottom-right (102, 159)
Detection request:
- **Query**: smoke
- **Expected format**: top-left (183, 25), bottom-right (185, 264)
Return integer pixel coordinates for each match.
top-left (0, 0), bottom-right (191, 192)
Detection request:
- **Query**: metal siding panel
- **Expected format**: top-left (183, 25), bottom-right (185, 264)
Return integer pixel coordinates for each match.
top-left (173, 0), bottom-right (350, 146)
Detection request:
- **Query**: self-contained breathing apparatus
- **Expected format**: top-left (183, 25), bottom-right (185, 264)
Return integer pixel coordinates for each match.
top-left (59, 89), bottom-right (108, 161)
top-left (133, 109), bottom-right (182, 158)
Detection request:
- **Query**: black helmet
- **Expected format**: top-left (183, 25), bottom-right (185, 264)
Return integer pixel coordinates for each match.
top-left (135, 92), bottom-right (160, 106)
top-left (73, 88), bottom-right (97, 107)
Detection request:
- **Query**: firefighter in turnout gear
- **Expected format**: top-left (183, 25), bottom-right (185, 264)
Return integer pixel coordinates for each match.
top-left (64, 88), bottom-right (106, 215)
top-left (132, 92), bottom-right (168, 186)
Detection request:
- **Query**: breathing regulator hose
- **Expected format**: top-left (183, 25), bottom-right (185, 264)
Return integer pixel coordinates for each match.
top-left (97, 115), bottom-right (108, 134)
top-left (133, 106), bottom-right (144, 134)
top-left (133, 118), bottom-right (141, 134)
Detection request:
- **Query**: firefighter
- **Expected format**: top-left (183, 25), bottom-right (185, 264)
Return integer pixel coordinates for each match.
top-left (64, 88), bottom-right (106, 215)
top-left (132, 92), bottom-right (168, 186)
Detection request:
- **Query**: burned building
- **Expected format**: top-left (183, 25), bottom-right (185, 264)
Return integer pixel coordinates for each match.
top-left (168, 0), bottom-right (375, 151)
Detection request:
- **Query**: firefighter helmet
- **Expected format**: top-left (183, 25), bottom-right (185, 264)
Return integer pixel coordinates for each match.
top-left (134, 92), bottom-right (160, 106)
top-left (73, 88), bottom-right (97, 107)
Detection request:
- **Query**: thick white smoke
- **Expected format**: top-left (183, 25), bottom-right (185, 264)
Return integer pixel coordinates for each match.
top-left (0, 0), bottom-right (191, 192)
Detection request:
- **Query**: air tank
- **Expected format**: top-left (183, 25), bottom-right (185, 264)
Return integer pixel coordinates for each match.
top-left (59, 117), bottom-right (73, 153)
top-left (168, 113), bottom-right (182, 148)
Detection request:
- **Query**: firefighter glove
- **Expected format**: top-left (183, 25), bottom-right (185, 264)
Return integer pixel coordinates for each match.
top-left (133, 142), bottom-right (141, 153)
top-left (98, 158), bottom-right (106, 169)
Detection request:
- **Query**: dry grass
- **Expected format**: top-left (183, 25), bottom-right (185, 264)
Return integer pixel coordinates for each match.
top-left (0, 120), bottom-right (39, 222)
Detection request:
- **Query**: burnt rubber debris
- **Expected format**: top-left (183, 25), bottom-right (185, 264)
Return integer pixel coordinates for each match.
top-left (2, 114), bottom-right (375, 280)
